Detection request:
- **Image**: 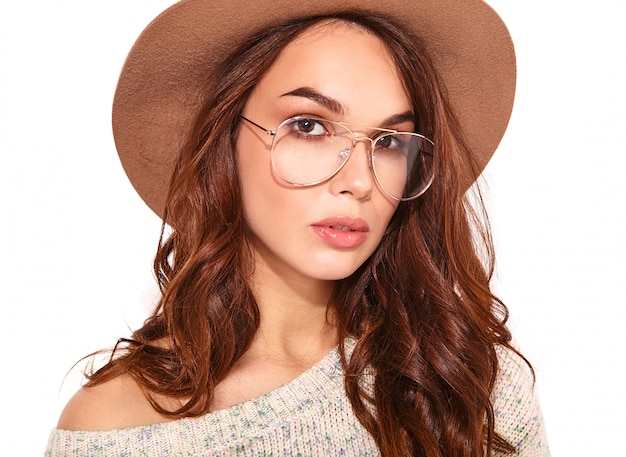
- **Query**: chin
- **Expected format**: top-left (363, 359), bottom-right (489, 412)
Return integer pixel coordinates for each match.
top-left (307, 252), bottom-right (373, 281)
top-left (309, 264), bottom-right (364, 282)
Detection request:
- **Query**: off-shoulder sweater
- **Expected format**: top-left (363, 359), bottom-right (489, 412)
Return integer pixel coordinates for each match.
top-left (45, 341), bottom-right (549, 456)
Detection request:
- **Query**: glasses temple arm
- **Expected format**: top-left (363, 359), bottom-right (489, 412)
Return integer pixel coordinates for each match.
top-left (240, 116), bottom-right (275, 136)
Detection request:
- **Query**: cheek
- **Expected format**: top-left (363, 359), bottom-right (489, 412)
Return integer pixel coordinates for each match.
top-left (237, 133), bottom-right (269, 201)
top-left (237, 135), bottom-right (297, 231)
top-left (375, 201), bottom-right (400, 243)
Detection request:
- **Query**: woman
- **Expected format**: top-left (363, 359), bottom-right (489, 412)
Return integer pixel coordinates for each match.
top-left (46, 0), bottom-right (549, 456)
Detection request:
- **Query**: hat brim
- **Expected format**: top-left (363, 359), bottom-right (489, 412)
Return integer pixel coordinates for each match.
top-left (112, 0), bottom-right (516, 218)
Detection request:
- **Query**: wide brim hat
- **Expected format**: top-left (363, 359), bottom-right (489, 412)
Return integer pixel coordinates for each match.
top-left (112, 0), bottom-right (516, 218)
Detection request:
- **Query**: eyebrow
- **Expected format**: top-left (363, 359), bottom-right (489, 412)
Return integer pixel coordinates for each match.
top-left (281, 87), bottom-right (345, 116)
top-left (380, 112), bottom-right (416, 129)
top-left (280, 87), bottom-right (416, 130)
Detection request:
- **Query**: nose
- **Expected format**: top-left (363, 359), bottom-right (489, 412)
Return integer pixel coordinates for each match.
top-left (328, 138), bottom-right (374, 199)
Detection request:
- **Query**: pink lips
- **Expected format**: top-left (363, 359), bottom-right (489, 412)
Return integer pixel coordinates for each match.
top-left (311, 217), bottom-right (370, 248)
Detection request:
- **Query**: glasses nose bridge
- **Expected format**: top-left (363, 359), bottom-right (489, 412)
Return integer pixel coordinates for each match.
top-left (354, 134), bottom-right (374, 145)
top-left (336, 121), bottom-right (381, 156)
top-left (350, 134), bottom-right (376, 158)
top-left (344, 135), bottom-right (375, 172)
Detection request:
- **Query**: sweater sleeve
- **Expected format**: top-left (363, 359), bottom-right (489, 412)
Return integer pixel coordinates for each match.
top-left (492, 345), bottom-right (550, 457)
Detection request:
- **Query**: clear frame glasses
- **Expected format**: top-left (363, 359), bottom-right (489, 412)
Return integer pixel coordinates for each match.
top-left (241, 115), bottom-right (435, 201)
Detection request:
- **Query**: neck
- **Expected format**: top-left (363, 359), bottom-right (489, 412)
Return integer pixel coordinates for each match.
top-left (247, 261), bottom-right (339, 365)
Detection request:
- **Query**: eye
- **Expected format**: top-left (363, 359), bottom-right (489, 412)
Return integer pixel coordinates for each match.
top-left (288, 117), bottom-right (329, 136)
top-left (375, 134), bottom-right (401, 150)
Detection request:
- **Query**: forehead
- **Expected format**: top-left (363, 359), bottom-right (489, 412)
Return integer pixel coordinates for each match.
top-left (291, 19), bottom-right (379, 47)
top-left (247, 20), bottom-right (410, 124)
top-left (278, 19), bottom-right (396, 77)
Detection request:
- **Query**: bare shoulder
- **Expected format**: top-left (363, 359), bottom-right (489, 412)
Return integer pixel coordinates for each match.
top-left (57, 374), bottom-right (171, 431)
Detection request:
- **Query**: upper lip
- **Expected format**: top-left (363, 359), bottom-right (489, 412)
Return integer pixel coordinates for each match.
top-left (311, 216), bottom-right (370, 232)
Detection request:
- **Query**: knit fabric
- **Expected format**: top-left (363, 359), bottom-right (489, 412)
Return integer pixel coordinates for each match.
top-left (45, 341), bottom-right (549, 456)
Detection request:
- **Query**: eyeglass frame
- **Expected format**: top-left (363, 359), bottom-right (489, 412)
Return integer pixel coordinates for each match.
top-left (240, 115), bottom-right (435, 201)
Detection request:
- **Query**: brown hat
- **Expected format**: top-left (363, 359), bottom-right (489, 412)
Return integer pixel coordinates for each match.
top-left (112, 0), bottom-right (516, 218)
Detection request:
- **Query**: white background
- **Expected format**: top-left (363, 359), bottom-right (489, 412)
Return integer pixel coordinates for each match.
top-left (1, 1), bottom-right (624, 455)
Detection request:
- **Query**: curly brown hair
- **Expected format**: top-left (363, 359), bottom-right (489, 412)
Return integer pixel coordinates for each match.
top-left (86, 11), bottom-right (521, 457)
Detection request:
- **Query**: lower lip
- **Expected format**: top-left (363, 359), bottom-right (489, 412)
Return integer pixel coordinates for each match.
top-left (311, 226), bottom-right (368, 248)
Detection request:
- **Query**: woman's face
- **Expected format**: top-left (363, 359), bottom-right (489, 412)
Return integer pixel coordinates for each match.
top-left (237, 21), bottom-right (412, 290)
